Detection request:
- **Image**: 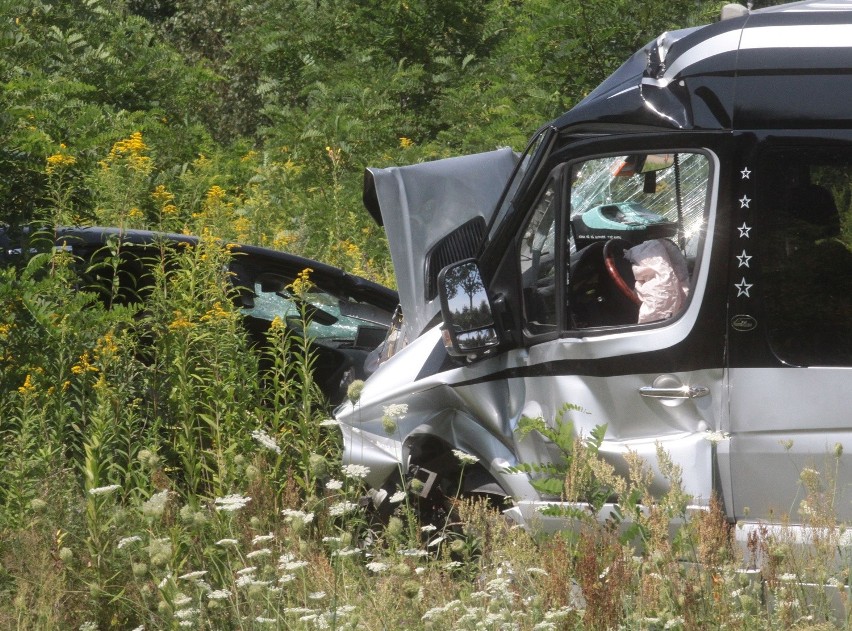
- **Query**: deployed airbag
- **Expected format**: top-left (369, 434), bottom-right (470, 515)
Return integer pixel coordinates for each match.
top-left (625, 239), bottom-right (690, 323)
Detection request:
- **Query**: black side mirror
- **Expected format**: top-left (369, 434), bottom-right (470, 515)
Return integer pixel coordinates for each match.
top-left (438, 259), bottom-right (500, 359)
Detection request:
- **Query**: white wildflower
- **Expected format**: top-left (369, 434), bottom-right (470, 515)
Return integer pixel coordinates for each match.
top-left (451, 449), bottom-right (479, 465)
top-left (389, 490), bottom-right (406, 503)
top-left (779, 572), bottom-right (797, 582)
top-left (247, 548), bottom-right (272, 559)
top-left (252, 533), bottom-right (275, 545)
top-left (421, 524), bottom-right (437, 533)
top-left (235, 575), bottom-right (255, 588)
top-left (214, 494), bottom-right (251, 512)
top-left (142, 490), bottom-right (170, 518)
top-left (215, 538), bottom-right (239, 547)
top-left (255, 617), bottom-right (277, 624)
top-left (178, 622), bottom-right (192, 628)
top-left (280, 560), bottom-right (309, 571)
top-left (382, 403), bottom-right (408, 419)
top-left (544, 606), bottom-right (575, 621)
top-left (282, 509), bottom-right (315, 524)
top-left (236, 566), bottom-right (257, 576)
top-left (278, 573), bottom-right (296, 584)
top-left (704, 430), bottom-right (731, 444)
top-left (173, 594), bottom-right (192, 607)
top-left (174, 608), bottom-right (198, 620)
top-left (399, 548), bottom-right (429, 557)
top-left (444, 561), bottom-right (463, 569)
top-left (308, 591), bottom-right (326, 600)
top-left (329, 501), bottom-right (358, 516)
top-left (88, 484), bottom-right (121, 496)
top-left (527, 567), bottom-right (549, 577)
top-left (332, 547), bottom-right (360, 558)
top-left (422, 607), bottom-right (443, 621)
top-left (665, 617), bottom-right (685, 629)
top-left (251, 429), bottom-right (281, 454)
top-left (178, 570), bottom-right (207, 580)
top-left (79, 622), bottom-right (99, 631)
top-left (341, 464), bottom-right (370, 480)
top-left (326, 479), bottom-right (343, 491)
top-left (157, 573), bottom-right (172, 588)
top-left (414, 567), bottom-right (426, 575)
top-left (130, 626), bottom-right (144, 631)
top-left (322, 536), bottom-right (342, 544)
top-left (366, 561), bottom-right (389, 573)
top-left (117, 535), bottom-right (142, 549)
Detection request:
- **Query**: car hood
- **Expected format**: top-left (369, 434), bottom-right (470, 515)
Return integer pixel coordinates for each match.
top-left (363, 148), bottom-right (519, 341)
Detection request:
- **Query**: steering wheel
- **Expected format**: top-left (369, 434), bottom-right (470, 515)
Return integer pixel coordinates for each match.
top-left (603, 238), bottom-right (642, 306)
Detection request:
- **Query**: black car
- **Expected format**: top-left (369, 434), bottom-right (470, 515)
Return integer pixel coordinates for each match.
top-left (0, 226), bottom-right (399, 404)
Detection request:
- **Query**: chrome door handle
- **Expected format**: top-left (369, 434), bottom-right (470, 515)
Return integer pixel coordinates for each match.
top-left (639, 385), bottom-right (710, 399)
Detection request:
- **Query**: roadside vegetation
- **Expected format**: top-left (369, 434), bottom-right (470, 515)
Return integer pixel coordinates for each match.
top-left (4, 0), bottom-right (841, 629)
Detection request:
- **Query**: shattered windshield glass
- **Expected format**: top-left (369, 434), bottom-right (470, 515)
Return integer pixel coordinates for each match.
top-left (569, 152), bottom-right (710, 253)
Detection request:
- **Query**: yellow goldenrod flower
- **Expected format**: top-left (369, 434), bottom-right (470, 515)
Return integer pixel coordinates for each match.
top-left (169, 311), bottom-right (193, 330)
top-left (201, 302), bottom-right (231, 323)
top-left (71, 351), bottom-right (99, 375)
top-left (45, 151), bottom-right (77, 175)
top-left (399, 136), bottom-right (413, 148)
top-left (152, 184), bottom-right (175, 204)
top-left (206, 185), bottom-right (227, 202)
top-left (103, 131), bottom-right (152, 174)
top-left (18, 374), bottom-right (35, 396)
top-left (290, 268), bottom-right (314, 295)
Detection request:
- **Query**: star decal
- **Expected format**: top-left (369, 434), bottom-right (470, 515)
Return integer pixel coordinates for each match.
top-left (736, 249), bottom-right (752, 268)
top-left (735, 277), bottom-right (753, 298)
top-left (738, 222), bottom-right (752, 238)
top-left (740, 167), bottom-right (751, 180)
top-left (739, 195), bottom-right (751, 209)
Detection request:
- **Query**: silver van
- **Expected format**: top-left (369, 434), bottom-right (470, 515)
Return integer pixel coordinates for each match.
top-left (336, 0), bottom-right (852, 537)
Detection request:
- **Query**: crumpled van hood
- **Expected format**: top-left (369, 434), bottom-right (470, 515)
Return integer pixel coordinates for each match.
top-left (363, 148), bottom-right (519, 341)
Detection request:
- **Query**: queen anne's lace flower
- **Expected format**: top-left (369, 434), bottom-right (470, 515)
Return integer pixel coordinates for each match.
top-left (117, 535), bottom-right (142, 549)
top-left (452, 449), bottom-right (479, 465)
top-left (329, 501), bottom-right (358, 516)
top-left (89, 484), bottom-right (121, 496)
top-left (382, 403), bottom-right (408, 419)
top-left (214, 494), bottom-right (251, 512)
top-left (341, 464), bottom-right (370, 480)
top-left (251, 429), bottom-right (281, 454)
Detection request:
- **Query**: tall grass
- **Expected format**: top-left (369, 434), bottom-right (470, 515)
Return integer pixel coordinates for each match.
top-left (2, 135), bottom-right (852, 630)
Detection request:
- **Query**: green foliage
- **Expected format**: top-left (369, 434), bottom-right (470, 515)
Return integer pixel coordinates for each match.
top-left (2, 0), bottom-right (726, 284)
top-left (8, 2), bottom-right (834, 628)
top-left (509, 404), bottom-right (611, 514)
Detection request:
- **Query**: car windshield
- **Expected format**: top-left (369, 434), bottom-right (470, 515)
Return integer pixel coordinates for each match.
top-left (569, 152), bottom-right (709, 254)
top-left (244, 282), bottom-right (388, 348)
